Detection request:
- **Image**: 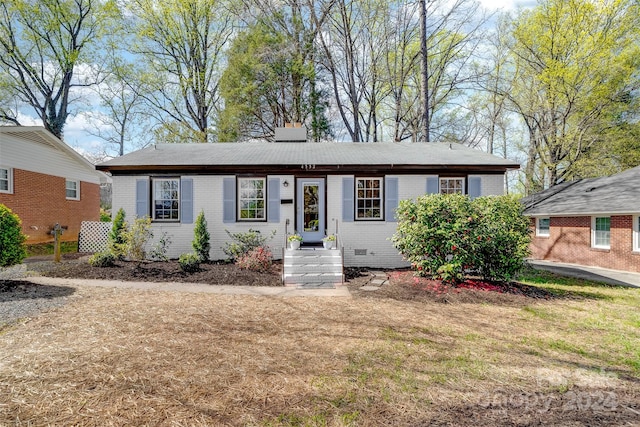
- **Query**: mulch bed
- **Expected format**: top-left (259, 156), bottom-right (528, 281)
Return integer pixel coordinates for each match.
top-left (40, 258), bottom-right (283, 287)
top-left (347, 268), bottom-right (559, 305)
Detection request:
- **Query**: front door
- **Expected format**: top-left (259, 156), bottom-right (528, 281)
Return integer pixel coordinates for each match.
top-left (297, 178), bottom-right (325, 243)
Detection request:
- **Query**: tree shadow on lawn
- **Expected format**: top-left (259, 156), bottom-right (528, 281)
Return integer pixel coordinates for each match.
top-left (0, 280), bottom-right (76, 302)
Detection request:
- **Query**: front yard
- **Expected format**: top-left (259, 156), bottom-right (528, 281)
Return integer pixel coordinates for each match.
top-left (0, 264), bottom-right (638, 425)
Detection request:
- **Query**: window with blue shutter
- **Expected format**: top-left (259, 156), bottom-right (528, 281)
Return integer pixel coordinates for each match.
top-left (136, 179), bottom-right (149, 217)
top-left (468, 176), bottom-right (482, 199)
top-left (426, 176), bottom-right (439, 194)
top-left (385, 177), bottom-right (398, 222)
top-left (342, 177), bottom-right (354, 222)
top-left (180, 178), bottom-right (193, 224)
top-left (267, 178), bottom-right (280, 223)
top-left (223, 178), bottom-right (236, 223)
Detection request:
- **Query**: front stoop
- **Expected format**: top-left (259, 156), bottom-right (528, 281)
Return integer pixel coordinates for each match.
top-left (283, 248), bottom-right (343, 289)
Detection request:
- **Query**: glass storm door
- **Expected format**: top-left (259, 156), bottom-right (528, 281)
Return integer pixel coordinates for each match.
top-left (297, 178), bottom-right (325, 243)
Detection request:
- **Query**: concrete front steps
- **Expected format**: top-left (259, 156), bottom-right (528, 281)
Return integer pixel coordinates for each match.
top-left (283, 248), bottom-right (344, 289)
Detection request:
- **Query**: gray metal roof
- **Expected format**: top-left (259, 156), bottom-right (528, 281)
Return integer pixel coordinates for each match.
top-left (97, 141), bottom-right (519, 171)
top-left (522, 166), bottom-right (640, 216)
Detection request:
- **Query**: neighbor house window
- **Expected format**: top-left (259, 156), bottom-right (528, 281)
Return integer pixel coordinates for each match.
top-left (65, 179), bottom-right (80, 200)
top-left (0, 167), bottom-right (12, 194)
top-left (153, 178), bottom-right (180, 221)
top-left (356, 177), bottom-right (383, 220)
top-left (238, 177), bottom-right (266, 220)
top-left (592, 216), bottom-right (610, 249)
top-left (440, 177), bottom-right (464, 194)
top-left (537, 217), bottom-right (550, 237)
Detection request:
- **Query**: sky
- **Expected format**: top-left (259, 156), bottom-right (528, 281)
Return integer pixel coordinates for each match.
top-left (12, 0), bottom-right (537, 162)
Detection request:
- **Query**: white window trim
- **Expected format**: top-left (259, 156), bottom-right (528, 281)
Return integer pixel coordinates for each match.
top-left (65, 179), bottom-right (80, 200)
top-left (633, 215), bottom-right (640, 252)
top-left (591, 216), bottom-right (611, 250)
top-left (536, 217), bottom-right (550, 237)
top-left (355, 177), bottom-right (384, 221)
top-left (0, 166), bottom-right (13, 194)
top-left (152, 178), bottom-right (180, 222)
top-left (439, 177), bottom-right (465, 195)
top-left (237, 177), bottom-right (267, 222)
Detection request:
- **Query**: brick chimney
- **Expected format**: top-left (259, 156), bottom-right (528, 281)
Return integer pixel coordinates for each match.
top-left (274, 123), bottom-right (307, 142)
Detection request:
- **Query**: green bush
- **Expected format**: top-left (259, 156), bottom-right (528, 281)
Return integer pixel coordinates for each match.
top-left (192, 211), bottom-right (210, 262)
top-left (121, 216), bottom-right (153, 262)
top-left (150, 231), bottom-right (172, 261)
top-left (179, 252), bottom-right (200, 273)
top-left (0, 204), bottom-right (27, 267)
top-left (108, 208), bottom-right (127, 257)
top-left (223, 229), bottom-right (275, 261)
top-left (392, 194), bottom-right (530, 282)
top-left (88, 251), bottom-right (116, 267)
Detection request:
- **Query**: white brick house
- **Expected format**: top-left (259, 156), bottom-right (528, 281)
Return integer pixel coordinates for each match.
top-left (97, 133), bottom-right (518, 268)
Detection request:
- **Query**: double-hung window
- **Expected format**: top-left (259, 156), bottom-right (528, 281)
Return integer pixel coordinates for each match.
top-left (440, 177), bottom-right (464, 194)
top-left (65, 179), bottom-right (80, 200)
top-left (356, 177), bottom-right (383, 220)
top-left (153, 178), bottom-right (180, 221)
top-left (238, 177), bottom-right (266, 221)
top-left (0, 167), bottom-right (12, 193)
top-left (592, 216), bottom-right (610, 249)
top-left (537, 218), bottom-right (550, 237)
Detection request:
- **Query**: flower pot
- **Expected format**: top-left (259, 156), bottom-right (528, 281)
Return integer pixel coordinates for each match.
top-left (323, 241), bottom-right (334, 250)
top-left (290, 240), bottom-right (301, 250)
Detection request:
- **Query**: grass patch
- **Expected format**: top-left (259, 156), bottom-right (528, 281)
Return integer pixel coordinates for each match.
top-left (25, 241), bottom-right (78, 257)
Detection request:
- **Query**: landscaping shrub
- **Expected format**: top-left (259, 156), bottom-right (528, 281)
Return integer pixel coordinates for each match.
top-left (223, 229), bottom-right (275, 261)
top-left (236, 246), bottom-right (273, 272)
top-left (178, 252), bottom-right (200, 273)
top-left (0, 204), bottom-right (27, 267)
top-left (150, 231), bottom-right (172, 261)
top-left (392, 194), bottom-right (530, 282)
top-left (88, 251), bottom-right (116, 267)
top-left (120, 216), bottom-right (153, 262)
top-left (192, 211), bottom-right (210, 262)
top-left (108, 208), bottom-right (127, 257)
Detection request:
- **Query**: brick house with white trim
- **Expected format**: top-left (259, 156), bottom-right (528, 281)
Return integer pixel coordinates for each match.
top-left (523, 166), bottom-right (640, 273)
top-left (97, 128), bottom-right (518, 268)
top-left (0, 126), bottom-right (103, 244)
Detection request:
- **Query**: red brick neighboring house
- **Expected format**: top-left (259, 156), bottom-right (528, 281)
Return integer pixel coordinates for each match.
top-left (522, 166), bottom-right (640, 273)
top-left (0, 126), bottom-right (104, 244)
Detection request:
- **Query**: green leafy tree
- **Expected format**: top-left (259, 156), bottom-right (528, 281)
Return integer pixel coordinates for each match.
top-left (192, 211), bottom-right (210, 262)
top-left (504, 0), bottom-right (640, 191)
top-left (0, 204), bottom-right (27, 267)
top-left (0, 0), bottom-right (119, 138)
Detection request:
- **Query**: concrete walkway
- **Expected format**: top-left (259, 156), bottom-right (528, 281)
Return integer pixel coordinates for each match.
top-left (21, 276), bottom-right (352, 297)
top-left (528, 260), bottom-right (640, 288)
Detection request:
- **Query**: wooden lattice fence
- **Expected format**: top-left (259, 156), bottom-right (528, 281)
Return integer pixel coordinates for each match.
top-left (78, 221), bottom-right (112, 253)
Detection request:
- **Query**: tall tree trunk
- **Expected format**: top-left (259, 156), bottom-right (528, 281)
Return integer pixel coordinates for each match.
top-left (419, 0), bottom-right (430, 142)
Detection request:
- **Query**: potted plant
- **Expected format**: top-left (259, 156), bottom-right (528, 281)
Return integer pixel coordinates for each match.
top-left (322, 234), bottom-right (336, 249)
top-left (288, 233), bottom-right (303, 250)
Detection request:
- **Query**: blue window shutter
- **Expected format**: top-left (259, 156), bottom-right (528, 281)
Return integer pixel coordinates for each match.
top-left (223, 178), bottom-right (236, 223)
top-left (426, 176), bottom-right (439, 194)
top-left (468, 176), bottom-right (482, 199)
top-left (136, 179), bottom-right (149, 217)
top-left (267, 178), bottom-right (280, 223)
top-left (385, 177), bottom-right (399, 222)
top-left (181, 178), bottom-right (193, 224)
top-left (342, 177), bottom-right (354, 222)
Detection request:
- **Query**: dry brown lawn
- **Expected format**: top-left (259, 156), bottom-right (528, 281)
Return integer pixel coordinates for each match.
top-left (0, 273), bottom-right (639, 426)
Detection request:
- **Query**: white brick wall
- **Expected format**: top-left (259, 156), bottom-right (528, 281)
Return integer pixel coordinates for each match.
top-left (112, 172), bottom-right (506, 267)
